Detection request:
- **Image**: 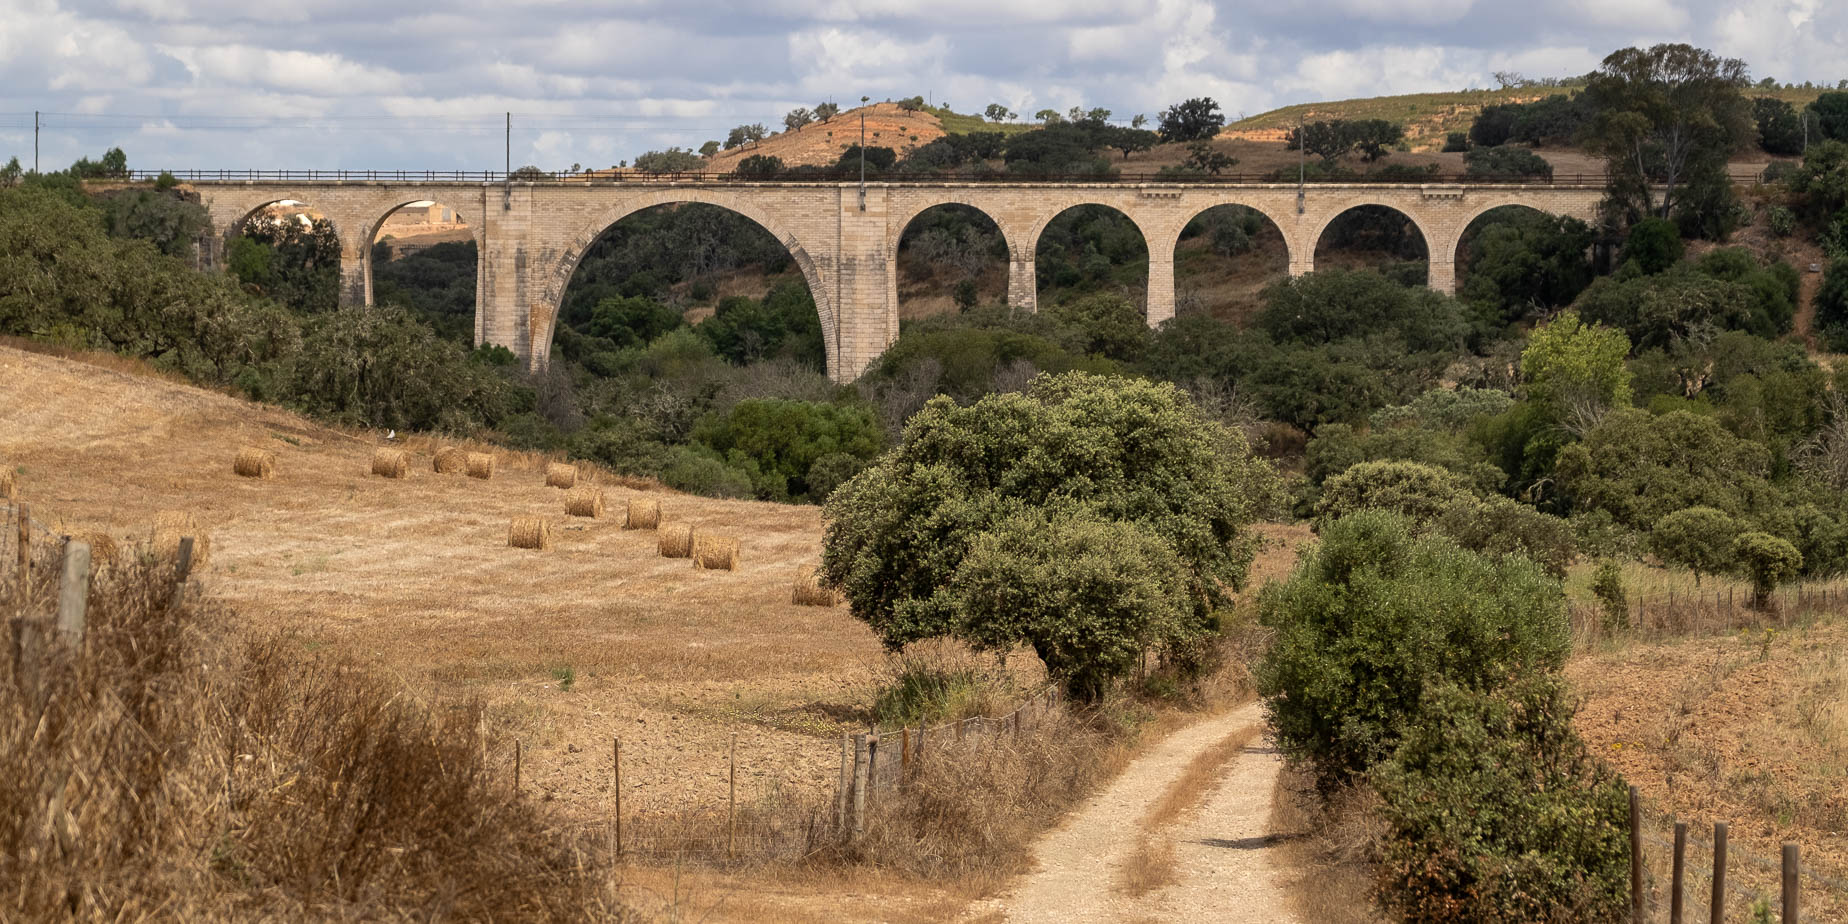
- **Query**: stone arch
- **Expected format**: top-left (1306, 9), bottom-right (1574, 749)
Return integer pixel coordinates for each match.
top-left (357, 196), bottom-right (487, 339)
top-left (218, 195), bottom-right (358, 306)
top-left (1309, 201), bottom-right (1433, 286)
top-left (1449, 202), bottom-right (1560, 292)
top-left (887, 198), bottom-right (1011, 318)
top-left (1165, 200), bottom-right (1297, 321)
top-left (537, 190), bottom-right (836, 376)
top-left (1027, 200), bottom-right (1158, 318)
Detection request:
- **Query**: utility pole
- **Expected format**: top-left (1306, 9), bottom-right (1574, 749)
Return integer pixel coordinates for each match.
top-left (34, 111), bottom-right (40, 173)
top-left (1296, 116), bottom-right (1306, 214)
top-left (503, 112), bottom-right (511, 211)
top-left (859, 96), bottom-right (869, 211)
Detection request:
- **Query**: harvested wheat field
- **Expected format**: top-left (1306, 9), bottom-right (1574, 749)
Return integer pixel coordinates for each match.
top-left (0, 345), bottom-right (896, 824)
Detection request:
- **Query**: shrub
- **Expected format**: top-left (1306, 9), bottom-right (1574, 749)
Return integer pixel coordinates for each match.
top-left (691, 398), bottom-right (883, 501)
top-left (1733, 531), bottom-right (1802, 606)
top-left (1592, 560), bottom-right (1629, 631)
top-left (1256, 511), bottom-right (1570, 786)
top-left (1313, 460), bottom-right (1474, 527)
top-left (1442, 132), bottom-right (1469, 153)
top-left (659, 447), bottom-right (755, 498)
top-left (1432, 493), bottom-right (1575, 577)
top-left (822, 372), bottom-right (1279, 698)
top-left (1769, 205), bottom-right (1796, 237)
top-left (1464, 145), bottom-right (1553, 179)
top-left (1649, 506), bottom-right (1741, 584)
top-left (1371, 677), bottom-right (1629, 923)
top-left (1622, 217), bottom-right (1684, 275)
top-left (1554, 409), bottom-right (1775, 532)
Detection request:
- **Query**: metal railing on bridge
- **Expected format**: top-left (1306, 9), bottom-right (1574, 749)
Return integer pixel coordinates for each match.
top-left (119, 167), bottom-right (1744, 187)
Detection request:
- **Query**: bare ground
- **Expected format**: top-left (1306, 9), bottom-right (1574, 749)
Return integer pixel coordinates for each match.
top-left (967, 701), bottom-right (1299, 923)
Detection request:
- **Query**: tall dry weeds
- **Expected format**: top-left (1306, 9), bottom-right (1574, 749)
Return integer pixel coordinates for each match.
top-left (1, 552), bottom-right (625, 920)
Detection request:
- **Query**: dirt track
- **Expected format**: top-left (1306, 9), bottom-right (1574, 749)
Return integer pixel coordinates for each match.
top-left (970, 701), bottom-right (1298, 923)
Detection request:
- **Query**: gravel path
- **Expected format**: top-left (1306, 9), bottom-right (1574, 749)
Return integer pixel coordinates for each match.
top-left (969, 701), bottom-right (1300, 923)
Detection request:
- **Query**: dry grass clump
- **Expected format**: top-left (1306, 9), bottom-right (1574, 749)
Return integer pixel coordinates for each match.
top-left (1269, 761), bottom-right (1387, 924)
top-left (150, 511), bottom-right (211, 571)
top-left (432, 447), bottom-right (467, 474)
top-left (1, 466), bottom-right (17, 501)
top-left (544, 462), bottom-right (577, 489)
top-left (509, 515), bottom-right (552, 550)
top-left (233, 447), bottom-right (274, 479)
top-left (658, 523), bottom-right (695, 558)
top-left (692, 534), bottom-right (739, 571)
top-left (0, 557), bottom-right (622, 919)
top-left (371, 448), bottom-right (408, 479)
top-left (624, 497), bottom-right (660, 530)
top-left (466, 452), bottom-right (495, 479)
top-left (565, 488), bottom-right (605, 518)
top-left (791, 565), bottom-right (839, 607)
top-left (74, 531), bottom-right (119, 568)
top-left (849, 705), bottom-right (1114, 884)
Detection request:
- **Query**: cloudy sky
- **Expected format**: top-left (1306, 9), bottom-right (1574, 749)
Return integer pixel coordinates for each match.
top-left (1, 0), bottom-right (1843, 172)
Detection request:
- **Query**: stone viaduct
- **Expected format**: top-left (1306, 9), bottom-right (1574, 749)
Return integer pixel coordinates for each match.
top-left (191, 178), bottom-right (1604, 383)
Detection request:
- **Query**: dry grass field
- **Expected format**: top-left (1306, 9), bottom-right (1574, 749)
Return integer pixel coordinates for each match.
top-left (0, 343), bottom-right (920, 828)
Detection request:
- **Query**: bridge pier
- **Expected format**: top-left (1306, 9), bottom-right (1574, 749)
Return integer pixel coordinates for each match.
top-left (1145, 237), bottom-right (1176, 327)
top-left (1007, 255), bottom-right (1037, 316)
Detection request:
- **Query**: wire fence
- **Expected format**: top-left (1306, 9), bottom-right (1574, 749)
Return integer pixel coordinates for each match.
top-left (1567, 580), bottom-right (1848, 643)
top-left (536, 684), bottom-right (1066, 864)
top-left (1633, 802), bottom-right (1848, 922)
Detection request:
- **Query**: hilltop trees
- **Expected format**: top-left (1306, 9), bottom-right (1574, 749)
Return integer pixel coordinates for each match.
top-left (1285, 120), bottom-right (1404, 163)
top-left (783, 108), bottom-right (814, 131)
top-left (1581, 43), bottom-right (1752, 238)
top-left (984, 103), bottom-right (1016, 123)
top-left (723, 123), bottom-right (767, 150)
top-left (813, 102), bottom-right (840, 122)
top-left (632, 147), bottom-right (703, 173)
top-left (820, 372), bottom-right (1278, 698)
top-left (1157, 98), bottom-right (1224, 143)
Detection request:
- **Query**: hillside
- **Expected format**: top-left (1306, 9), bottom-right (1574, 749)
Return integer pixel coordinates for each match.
top-left (1227, 84), bottom-right (1831, 152)
top-left (0, 342), bottom-right (905, 827)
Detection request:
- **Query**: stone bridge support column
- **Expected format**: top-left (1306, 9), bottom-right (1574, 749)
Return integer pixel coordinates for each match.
top-left (1425, 224), bottom-right (1462, 296)
top-left (477, 185), bottom-right (537, 369)
top-left (1007, 253), bottom-right (1037, 315)
top-left (833, 186), bottom-right (899, 382)
top-left (1145, 235), bottom-right (1176, 327)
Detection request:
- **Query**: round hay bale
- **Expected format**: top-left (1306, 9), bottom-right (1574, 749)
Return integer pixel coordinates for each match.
top-left (565, 488), bottom-right (605, 518)
top-left (658, 523), bottom-right (695, 559)
top-left (791, 565), bottom-right (838, 607)
top-left (466, 452), bottom-right (495, 480)
top-left (371, 448), bottom-right (409, 479)
top-left (75, 531), bottom-right (120, 569)
top-left (509, 515), bottom-right (552, 550)
top-left (233, 446), bottom-right (275, 479)
top-left (625, 497), bottom-right (661, 530)
top-left (150, 512), bottom-right (211, 570)
top-left (433, 447), bottom-right (468, 474)
top-left (0, 467), bottom-right (15, 501)
top-left (545, 462), bottom-right (578, 489)
top-left (692, 534), bottom-right (739, 572)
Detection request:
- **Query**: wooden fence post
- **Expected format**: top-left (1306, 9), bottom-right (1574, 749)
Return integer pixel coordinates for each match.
top-left (612, 736), bottom-right (623, 857)
top-left (867, 734), bottom-right (879, 807)
top-left (56, 540), bottom-right (90, 647)
top-left (1671, 821), bottom-right (1686, 924)
top-left (1630, 786), bottom-right (1644, 923)
top-left (850, 733), bottom-right (869, 837)
top-left (170, 537), bottom-right (195, 611)
top-left (1711, 822), bottom-right (1728, 924)
top-left (1782, 843), bottom-right (1799, 924)
top-left (727, 735), bottom-right (736, 861)
top-left (14, 502), bottom-right (29, 606)
top-left (837, 734), bottom-right (850, 832)
top-left (900, 727), bottom-right (911, 781)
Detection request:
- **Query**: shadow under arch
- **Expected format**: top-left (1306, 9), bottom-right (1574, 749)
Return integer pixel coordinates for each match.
top-left (1031, 202), bottom-right (1152, 309)
top-left (890, 201), bottom-right (1009, 319)
top-left (1310, 203), bottom-right (1431, 284)
top-left (1169, 201), bottom-right (1294, 321)
top-left (538, 190), bottom-right (836, 375)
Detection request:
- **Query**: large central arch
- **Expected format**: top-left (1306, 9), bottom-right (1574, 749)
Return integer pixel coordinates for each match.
top-left (887, 198), bottom-right (1010, 318)
top-left (537, 190), bottom-right (837, 376)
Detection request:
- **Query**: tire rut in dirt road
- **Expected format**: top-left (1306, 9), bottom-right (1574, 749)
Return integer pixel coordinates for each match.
top-left (967, 701), bottom-right (1301, 923)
